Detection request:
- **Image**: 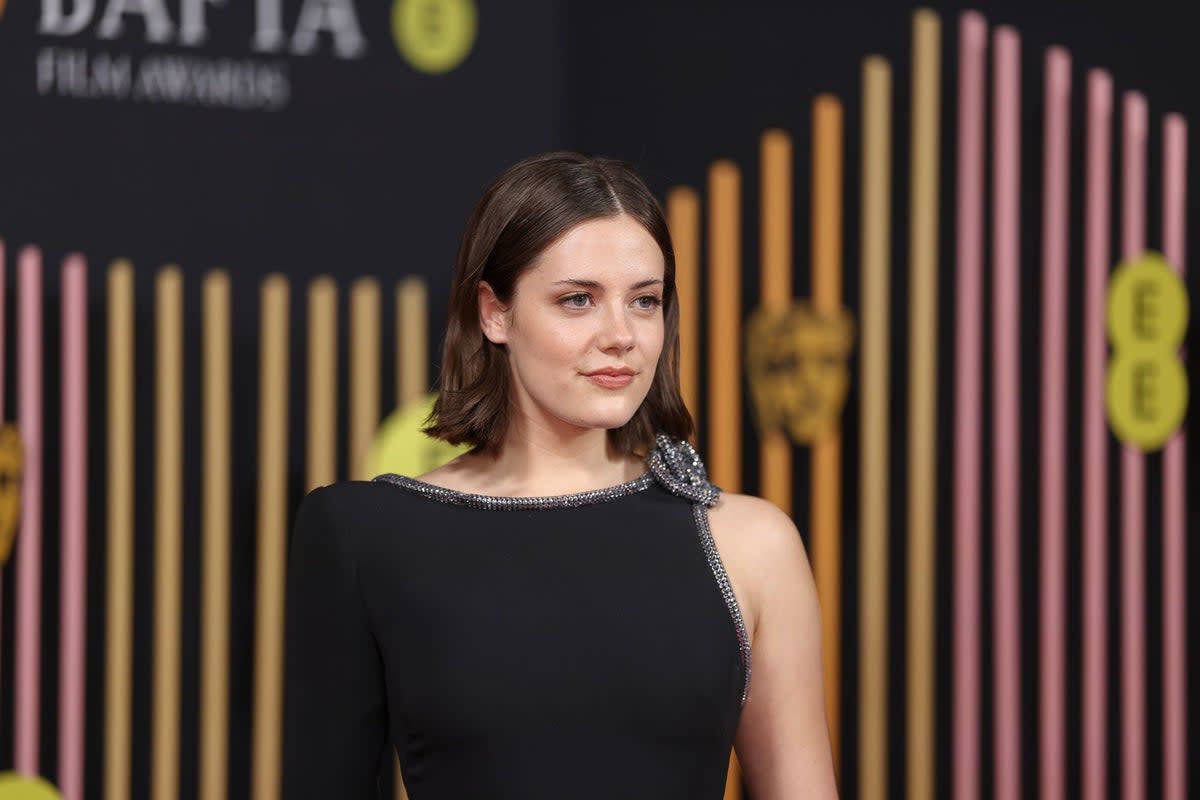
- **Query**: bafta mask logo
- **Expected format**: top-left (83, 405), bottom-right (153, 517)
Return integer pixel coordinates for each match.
top-left (745, 301), bottom-right (855, 443)
top-left (0, 425), bottom-right (23, 566)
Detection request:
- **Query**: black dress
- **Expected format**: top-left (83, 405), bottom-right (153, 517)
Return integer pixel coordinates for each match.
top-left (282, 436), bottom-right (751, 799)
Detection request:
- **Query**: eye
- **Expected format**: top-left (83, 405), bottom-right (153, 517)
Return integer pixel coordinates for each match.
top-left (560, 292), bottom-right (592, 308)
top-left (633, 294), bottom-right (663, 310)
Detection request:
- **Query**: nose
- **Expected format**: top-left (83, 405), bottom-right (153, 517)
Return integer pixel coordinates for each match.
top-left (598, 303), bottom-right (635, 353)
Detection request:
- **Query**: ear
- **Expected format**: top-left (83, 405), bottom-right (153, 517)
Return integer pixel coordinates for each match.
top-left (478, 281), bottom-right (510, 344)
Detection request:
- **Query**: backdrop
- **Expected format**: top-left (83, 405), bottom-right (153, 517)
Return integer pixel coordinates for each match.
top-left (1, 1), bottom-right (1196, 798)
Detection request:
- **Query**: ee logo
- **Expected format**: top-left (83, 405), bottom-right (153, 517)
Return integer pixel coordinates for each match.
top-left (393, 0), bottom-right (477, 74)
top-left (366, 393), bottom-right (468, 479)
top-left (1105, 252), bottom-right (1189, 451)
top-left (0, 773), bottom-right (61, 799)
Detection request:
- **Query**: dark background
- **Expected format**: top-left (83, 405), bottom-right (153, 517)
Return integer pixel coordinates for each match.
top-left (1, 1), bottom-right (1197, 797)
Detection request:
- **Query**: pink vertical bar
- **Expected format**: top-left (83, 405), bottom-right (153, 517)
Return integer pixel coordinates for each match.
top-left (991, 26), bottom-right (1022, 800)
top-left (953, 12), bottom-right (986, 800)
top-left (15, 246), bottom-right (44, 775)
top-left (1081, 69), bottom-right (1113, 800)
top-left (1160, 112), bottom-right (1186, 800)
top-left (1039, 46), bottom-right (1071, 800)
top-left (58, 255), bottom-right (88, 799)
top-left (1120, 90), bottom-right (1147, 800)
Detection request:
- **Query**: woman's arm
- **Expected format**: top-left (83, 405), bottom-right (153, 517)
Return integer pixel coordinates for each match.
top-left (709, 495), bottom-right (839, 799)
top-left (283, 485), bottom-right (389, 798)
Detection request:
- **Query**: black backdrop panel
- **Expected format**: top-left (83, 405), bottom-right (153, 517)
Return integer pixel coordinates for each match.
top-left (0, 0), bottom-right (566, 285)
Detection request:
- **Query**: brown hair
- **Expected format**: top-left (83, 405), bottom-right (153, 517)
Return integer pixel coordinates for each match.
top-left (424, 151), bottom-right (694, 454)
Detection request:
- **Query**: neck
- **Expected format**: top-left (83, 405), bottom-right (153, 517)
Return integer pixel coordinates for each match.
top-left (482, 418), bottom-right (642, 496)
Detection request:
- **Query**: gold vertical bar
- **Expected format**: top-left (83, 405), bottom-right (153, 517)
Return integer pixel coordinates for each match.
top-left (812, 94), bottom-right (845, 776)
top-left (707, 161), bottom-right (743, 493)
top-left (708, 159), bottom-right (743, 800)
top-left (908, 10), bottom-right (941, 800)
top-left (396, 277), bottom-right (428, 407)
top-left (395, 277), bottom-right (424, 800)
top-left (760, 130), bottom-right (793, 514)
top-left (350, 278), bottom-right (381, 480)
top-left (152, 266), bottom-right (183, 800)
top-left (104, 261), bottom-right (135, 800)
top-left (393, 275), bottom-right (427, 800)
top-left (668, 187), bottom-right (702, 426)
top-left (252, 275), bottom-right (289, 800)
top-left (858, 55), bottom-right (892, 800)
top-left (200, 271), bottom-right (231, 800)
top-left (307, 278), bottom-right (338, 491)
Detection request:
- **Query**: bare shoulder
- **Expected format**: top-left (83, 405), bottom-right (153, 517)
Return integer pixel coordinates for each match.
top-left (704, 493), bottom-right (815, 640)
top-left (706, 492), bottom-right (810, 570)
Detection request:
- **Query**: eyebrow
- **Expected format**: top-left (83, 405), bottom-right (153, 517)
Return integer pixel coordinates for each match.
top-left (552, 278), bottom-right (664, 290)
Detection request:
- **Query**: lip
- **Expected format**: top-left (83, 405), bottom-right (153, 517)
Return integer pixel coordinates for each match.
top-left (583, 369), bottom-right (636, 388)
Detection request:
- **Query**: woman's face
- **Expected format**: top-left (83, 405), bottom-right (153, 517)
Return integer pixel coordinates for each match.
top-left (480, 214), bottom-right (666, 439)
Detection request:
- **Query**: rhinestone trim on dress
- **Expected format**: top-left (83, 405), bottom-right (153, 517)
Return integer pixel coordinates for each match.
top-left (693, 502), bottom-right (752, 706)
top-left (371, 433), bottom-right (752, 705)
top-left (372, 470), bottom-right (656, 510)
top-left (646, 433), bottom-right (721, 508)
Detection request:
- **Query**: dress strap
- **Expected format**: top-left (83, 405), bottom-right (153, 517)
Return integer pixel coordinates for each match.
top-left (647, 434), bottom-right (749, 706)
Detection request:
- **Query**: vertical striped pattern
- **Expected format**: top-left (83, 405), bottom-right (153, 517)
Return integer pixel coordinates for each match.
top-left (669, 188), bottom-right (702, 426)
top-left (200, 271), bottom-right (232, 800)
top-left (58, 255), bottom-right (89, 799)
top-left (906, 10), bottom-right (940, 799)
top-left (105, 261), bottom-right (135, 800)
top-left (307, 277), bottom-right (338, 491)
top-left (1160, 111), bottom-right (1188, 800)
top-left (253, 275), bottom-right (289, 800)
top-left (1119, 90), bottom-right (1148, 800)
top-left (857, 54), bottom-right (891, 800)
top-left (811, 96), bottom-right (844, 774)
top-left (759, 129), bottom-right (793, 514)
top-left (1081, 68), bottom-right (1113, 800)
top-left (991, 27), bottom-right (1023, 800)
top-left (153, 267), bottom-right (184, 800)
top-left (1038, 46), bottom-right (1071, 800)
top-left (953, 13), bottom-right (987, 800)
top-left (15, 245), bottom-right (44, 776)
top-left (1, 21), bottom-right (1195, 800)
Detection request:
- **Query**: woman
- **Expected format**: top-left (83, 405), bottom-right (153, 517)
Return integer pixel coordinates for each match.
top-left (283, 152), bottom-right (838, 798)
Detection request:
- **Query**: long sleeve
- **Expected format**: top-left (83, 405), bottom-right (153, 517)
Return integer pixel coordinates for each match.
top-left (283, 485), bottom-right (389, 798)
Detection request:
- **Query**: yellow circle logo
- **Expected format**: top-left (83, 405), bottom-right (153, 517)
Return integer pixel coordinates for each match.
top-left (0, 773), bottom-right (62, 799)
top-left (1106, 352), bottom-right (1188, 451)
top-left (366, 394), bottom-right (469, 478)
top-left (1105, 251), bottom-right (1190, 451)
top-left (1106, 252), bottom-right (1188, 353)
top-left (392, 0), bottom-right (478, 75)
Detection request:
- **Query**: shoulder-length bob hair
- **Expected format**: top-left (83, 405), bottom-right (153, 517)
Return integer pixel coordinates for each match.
top-left (424, 151), bottom-right (694, 455)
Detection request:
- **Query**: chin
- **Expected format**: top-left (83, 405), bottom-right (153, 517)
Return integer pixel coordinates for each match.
top-left (565, 412), bottom-right (639, 432)
top-left (559, 403), bottom-right (642, 432)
